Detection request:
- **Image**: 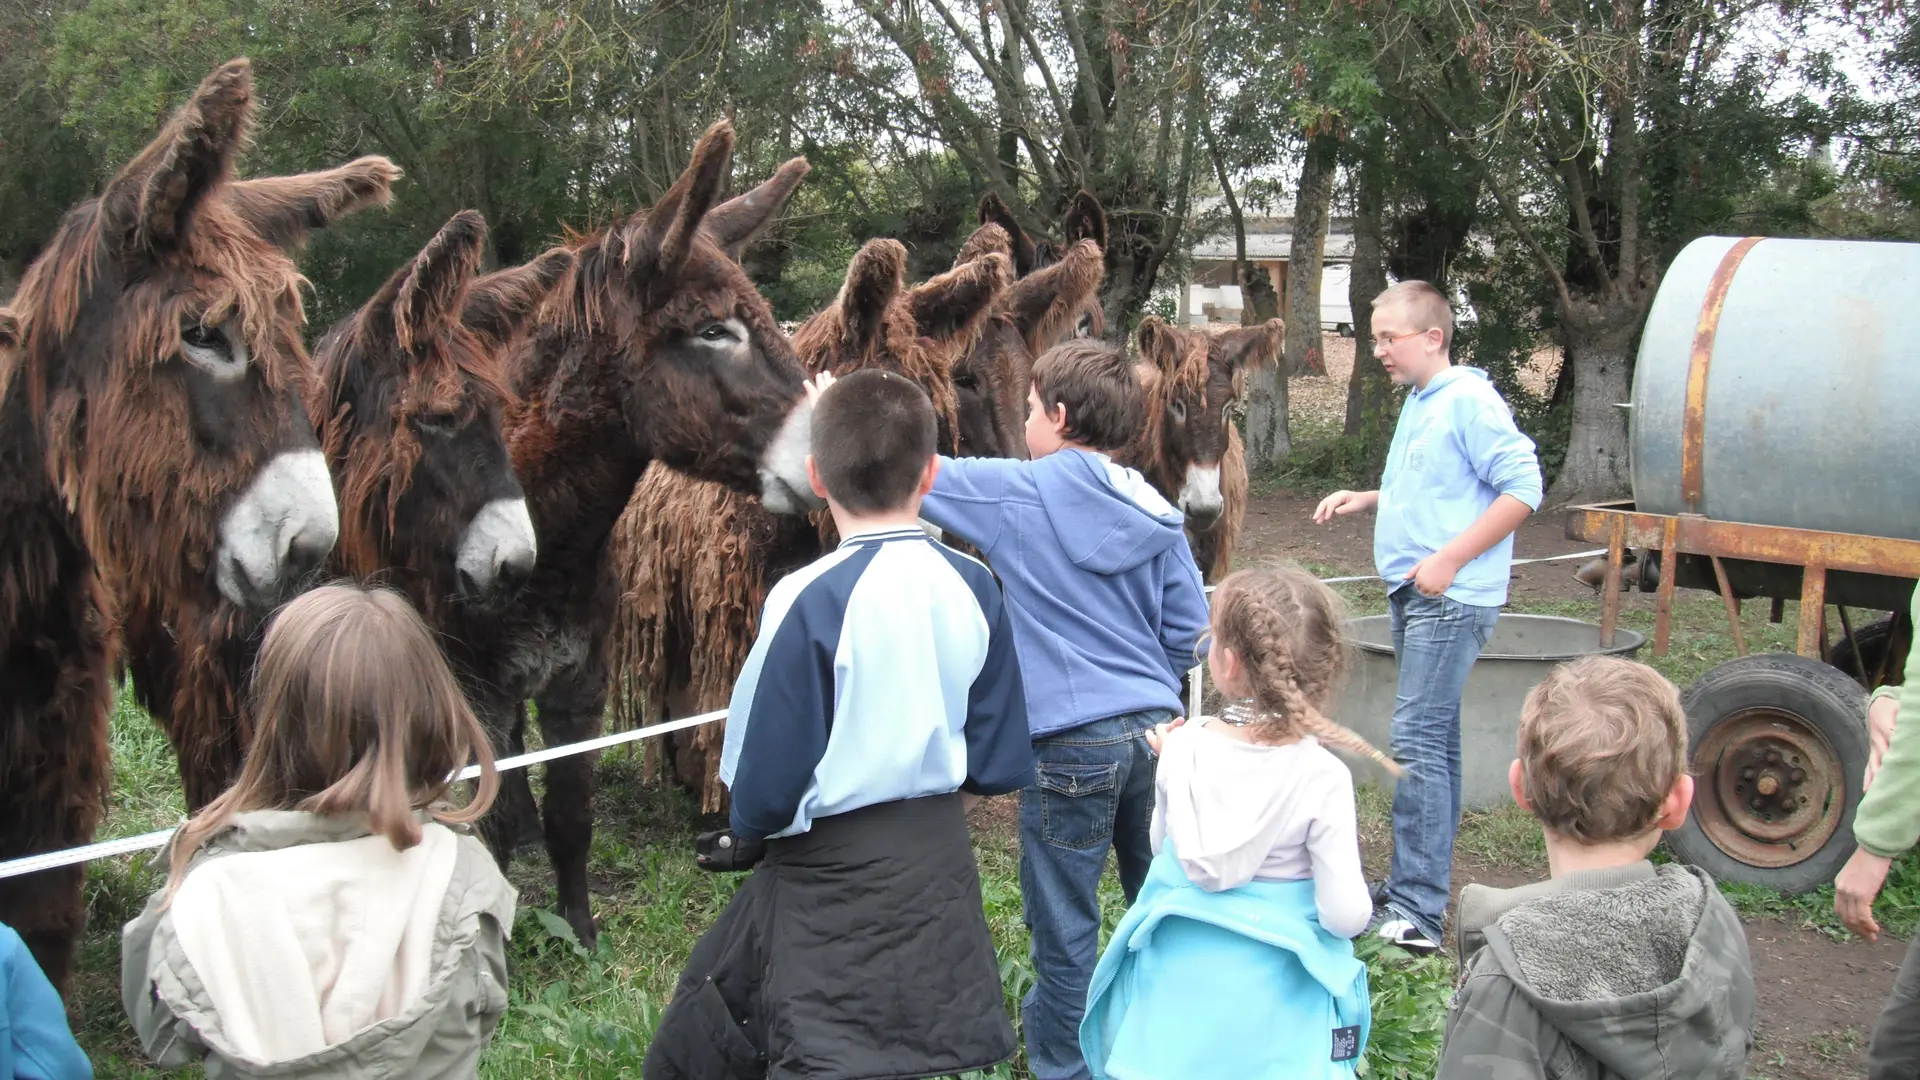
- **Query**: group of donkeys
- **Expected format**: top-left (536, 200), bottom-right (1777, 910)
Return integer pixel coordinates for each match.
top-left (0, 58), bottom-right (1283, 996)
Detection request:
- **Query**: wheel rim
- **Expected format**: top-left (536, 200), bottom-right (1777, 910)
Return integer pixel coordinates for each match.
top-left (1692, 706), bottom-right (1846, 869)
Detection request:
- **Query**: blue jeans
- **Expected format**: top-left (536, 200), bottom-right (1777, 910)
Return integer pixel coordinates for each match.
top-left (1383, 586), bottom-right (1500, 944)
top-left (1018, 710), bottom-right (1163, 1080)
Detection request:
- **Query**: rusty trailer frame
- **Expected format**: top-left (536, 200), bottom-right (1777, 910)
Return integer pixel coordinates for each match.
top-left (1565, 501), bottom-right (1920, 664)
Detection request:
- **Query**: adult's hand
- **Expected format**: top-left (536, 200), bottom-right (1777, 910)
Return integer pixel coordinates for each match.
top-left (1836, 847), bottom-right (1894, 942)
top-left (1867, 695), bottom-right (1899, 792)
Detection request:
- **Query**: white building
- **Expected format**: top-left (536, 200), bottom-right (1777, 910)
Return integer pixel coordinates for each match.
top-left (1184, 215), bottom-right (1357, 334)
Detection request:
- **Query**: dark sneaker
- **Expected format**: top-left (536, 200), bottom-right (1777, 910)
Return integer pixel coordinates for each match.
top-left (1373, 917), bottom-right (1439, 956)
top-left (1368, 878), bottom-right (1390, 911)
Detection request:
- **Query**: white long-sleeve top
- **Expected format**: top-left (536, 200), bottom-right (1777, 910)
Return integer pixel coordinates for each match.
top-left (1150, 720), bottom-right (1372, 938)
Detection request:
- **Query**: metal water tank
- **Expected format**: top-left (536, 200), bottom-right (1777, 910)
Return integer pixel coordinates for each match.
top-left (1631, 235), bottom-right (1920, 542)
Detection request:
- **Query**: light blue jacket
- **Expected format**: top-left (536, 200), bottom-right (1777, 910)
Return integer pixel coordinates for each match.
top-left (1375, 366), bottom-right (1543, 606)
top-left (2, 923), bottom-right (92, 1080)
top-left (1080, 846), bottom-right (1371, 1080)
top-left (919, 449), bottom-right (1209, 738)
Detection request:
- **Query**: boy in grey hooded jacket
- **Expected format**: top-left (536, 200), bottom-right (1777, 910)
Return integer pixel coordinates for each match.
top-left (1437, 657), bottom-right (1754, 1079)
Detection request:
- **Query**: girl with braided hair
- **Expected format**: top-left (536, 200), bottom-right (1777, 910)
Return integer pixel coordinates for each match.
top-left (1080, 563), bottom-right (1391, 1079)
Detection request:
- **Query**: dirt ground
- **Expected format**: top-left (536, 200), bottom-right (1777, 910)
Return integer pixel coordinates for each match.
top-left (1236, 468), bottom-right (1909, 1079)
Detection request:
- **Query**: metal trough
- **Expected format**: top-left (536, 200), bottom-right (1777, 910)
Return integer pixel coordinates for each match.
top-left (1330, 614), bottom-right (1647, 809)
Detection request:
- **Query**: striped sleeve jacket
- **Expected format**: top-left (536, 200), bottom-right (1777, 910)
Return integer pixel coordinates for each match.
top-left (719, 527), bottom-right (1035, 841)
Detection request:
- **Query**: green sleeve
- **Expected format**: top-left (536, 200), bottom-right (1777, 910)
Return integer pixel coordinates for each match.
top-left (1435, 962), bottom-right (1559, 1079)
top-left (1852, 587), bottom-right (1920, 858)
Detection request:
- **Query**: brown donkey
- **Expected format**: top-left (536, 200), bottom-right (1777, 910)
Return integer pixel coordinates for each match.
top-left (121, 210), bottom-right (570, 811)
top-left (0, 59), bottom-right (398, 988)
top-left (609, 238), bottom-right (1015, 809)
top-left (953, 191), bottom-right (1111, 461)
top-left (458, 123), bottom-right (820, 949)
top-left (1126, 316), bottom-right (1285, 581)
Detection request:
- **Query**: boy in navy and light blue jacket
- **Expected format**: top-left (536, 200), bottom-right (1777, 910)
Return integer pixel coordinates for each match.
top-left (1315, 280), bottom-right (1543, 955)
top-left (645, 369), bottom-right (1031, 1080)
top-left (917, 339), bottom-right (1209, 1080)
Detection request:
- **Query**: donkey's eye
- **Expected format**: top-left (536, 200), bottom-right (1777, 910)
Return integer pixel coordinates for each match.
top-left (413, 411), bottom-right (460, 436)
top-left (698, 323), bottom-right (735, 343)
top-left (1169, 399), bottom-right (1187, 423)
top-left (179, 321), bottom-right (248, 382)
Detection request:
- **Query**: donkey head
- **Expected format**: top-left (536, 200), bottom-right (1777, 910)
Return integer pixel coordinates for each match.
top-left (792, 239), bottom-right (1012, 457)
top-left (974, 190), bottom-right (1108, 341)
top-left (1135, 316), bottom-right (1283, 526)
top-left (908, 248), bottom-right (1017, 458)
top-left (5, 59), bottom-right (400, 612)
top-left (314, 211), bottom-right (569, 613)
top-left (540, 123), bottom-right (816, 512)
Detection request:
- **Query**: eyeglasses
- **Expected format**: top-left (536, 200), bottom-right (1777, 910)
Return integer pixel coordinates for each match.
top-left (1371, 329), bottom-right (1431, 350)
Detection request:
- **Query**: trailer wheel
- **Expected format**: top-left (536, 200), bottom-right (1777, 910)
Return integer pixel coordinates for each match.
top-left (1826, 614), bottom-right (1911, 691)
top-left (1666, 654), bottom-right (1868, 893)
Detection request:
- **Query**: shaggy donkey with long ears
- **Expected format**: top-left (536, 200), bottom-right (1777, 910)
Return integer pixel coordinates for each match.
top-left (609, 237), bottom-right (1015, 808)
top-left (0, 58), bottom-right (399, 989)
top-left (463, 122), bottom-right (821, 949)
top-left (1125, 316), bottom-right (1284, 582)
top-left (122, 210), bottom-right (571, 812)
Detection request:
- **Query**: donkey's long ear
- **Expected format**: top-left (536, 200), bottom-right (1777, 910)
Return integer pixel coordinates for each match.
top-left (464, 246), bottom-right (574, 348)
top-left (224, 157), bottom-right (402, 252)
top-left (1135, 315), bottom-right (1171, 366)
top-left (1063, 190), bottom-right (1109, 251)
top-left (382, 210), bottom-right (487, 355)
top-left (100, 58), bottom-right (254, 257)
top-left (626, 120), bottom-right (734, 284)
top-left (1001, 238), bottom-right (1105, 353)
top-left (704, 156), bottom-right (810, 259)
top-left (1226, 316), bottom-right (1285, 370)
top-left (953, 222), bottom-right (1014, 270)
top-left (978, 191), bottom-right (1037, 277)
top-left (839, 238), bottom-right (907, 351)
top-left (1136, 315), bottom-right (1187, 377)
top-left (910, 251), bottom-right (1012, 346)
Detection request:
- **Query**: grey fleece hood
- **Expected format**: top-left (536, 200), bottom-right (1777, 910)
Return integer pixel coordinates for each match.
top-left (1481, 863), bottom-right (1754, 1078)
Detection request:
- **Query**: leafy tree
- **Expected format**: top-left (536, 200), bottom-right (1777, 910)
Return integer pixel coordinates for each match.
top-left (1371, 0), bottom-right (1822, 503)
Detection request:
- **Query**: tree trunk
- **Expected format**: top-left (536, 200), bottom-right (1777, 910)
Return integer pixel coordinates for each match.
top-left (1344, 165), bottom-right (1393, 442)
top-left (1243, 362), bottom-right (1290, 467)
top-left (1547, 287), bottom-right (1649, 506)
top-left (1283, 135), bottom-right (1337, 377)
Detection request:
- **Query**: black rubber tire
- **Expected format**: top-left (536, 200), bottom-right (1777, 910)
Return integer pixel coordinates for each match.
top-left (1826, 615), bottom-right (1910, 690)
top-left (1665, 653), bottom-right (1869, 894)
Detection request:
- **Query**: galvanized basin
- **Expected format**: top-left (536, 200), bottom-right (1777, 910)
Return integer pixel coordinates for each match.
top-left (1330, 614), bottom-right (1648, 809)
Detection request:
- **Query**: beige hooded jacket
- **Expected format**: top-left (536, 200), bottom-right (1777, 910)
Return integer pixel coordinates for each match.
top-left (122, 810), bottom-right (515, 1079)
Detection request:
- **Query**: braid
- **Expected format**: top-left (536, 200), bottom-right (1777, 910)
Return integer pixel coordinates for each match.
top-left (1217, 561), bottom-right (1402, 777)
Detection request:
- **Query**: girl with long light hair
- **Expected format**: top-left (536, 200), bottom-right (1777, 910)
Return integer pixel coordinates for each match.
top-left (122, 583), bottom-right (513, 1079)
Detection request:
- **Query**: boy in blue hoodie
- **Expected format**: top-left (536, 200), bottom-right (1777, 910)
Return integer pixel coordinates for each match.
top-left (1314, 281), bottom-right (1542, 955)
top-left (918, 339), bottom-right (1209, 1080)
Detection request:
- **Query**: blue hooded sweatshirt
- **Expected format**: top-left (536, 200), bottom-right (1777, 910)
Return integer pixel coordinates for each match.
top-left (1080, 844), bottom-right (1372, 1080)
top-left (1, 923), bottom-right (93, 1080)
top-left (1375, 366), bottom-right (1543, 607)
top-left (919, 448), bottom-right (1209, 738)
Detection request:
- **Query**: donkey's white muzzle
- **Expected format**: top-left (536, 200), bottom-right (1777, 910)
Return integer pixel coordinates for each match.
top-left (758, 395), bottom-right (826, 514)
top-left (215, 449), bottom-right (339, 609)
top-left (456, 497), bottom-right (538, 598)
top-left (1179, 463), bottom-right (1224, 525)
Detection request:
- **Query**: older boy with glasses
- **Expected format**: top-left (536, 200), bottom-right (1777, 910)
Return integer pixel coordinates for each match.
top-left (1313, 280), bottom-right (1542, 953)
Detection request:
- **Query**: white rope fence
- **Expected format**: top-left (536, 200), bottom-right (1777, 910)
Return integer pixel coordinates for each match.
top-left (0, 547), bottom-right (1607, 882)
